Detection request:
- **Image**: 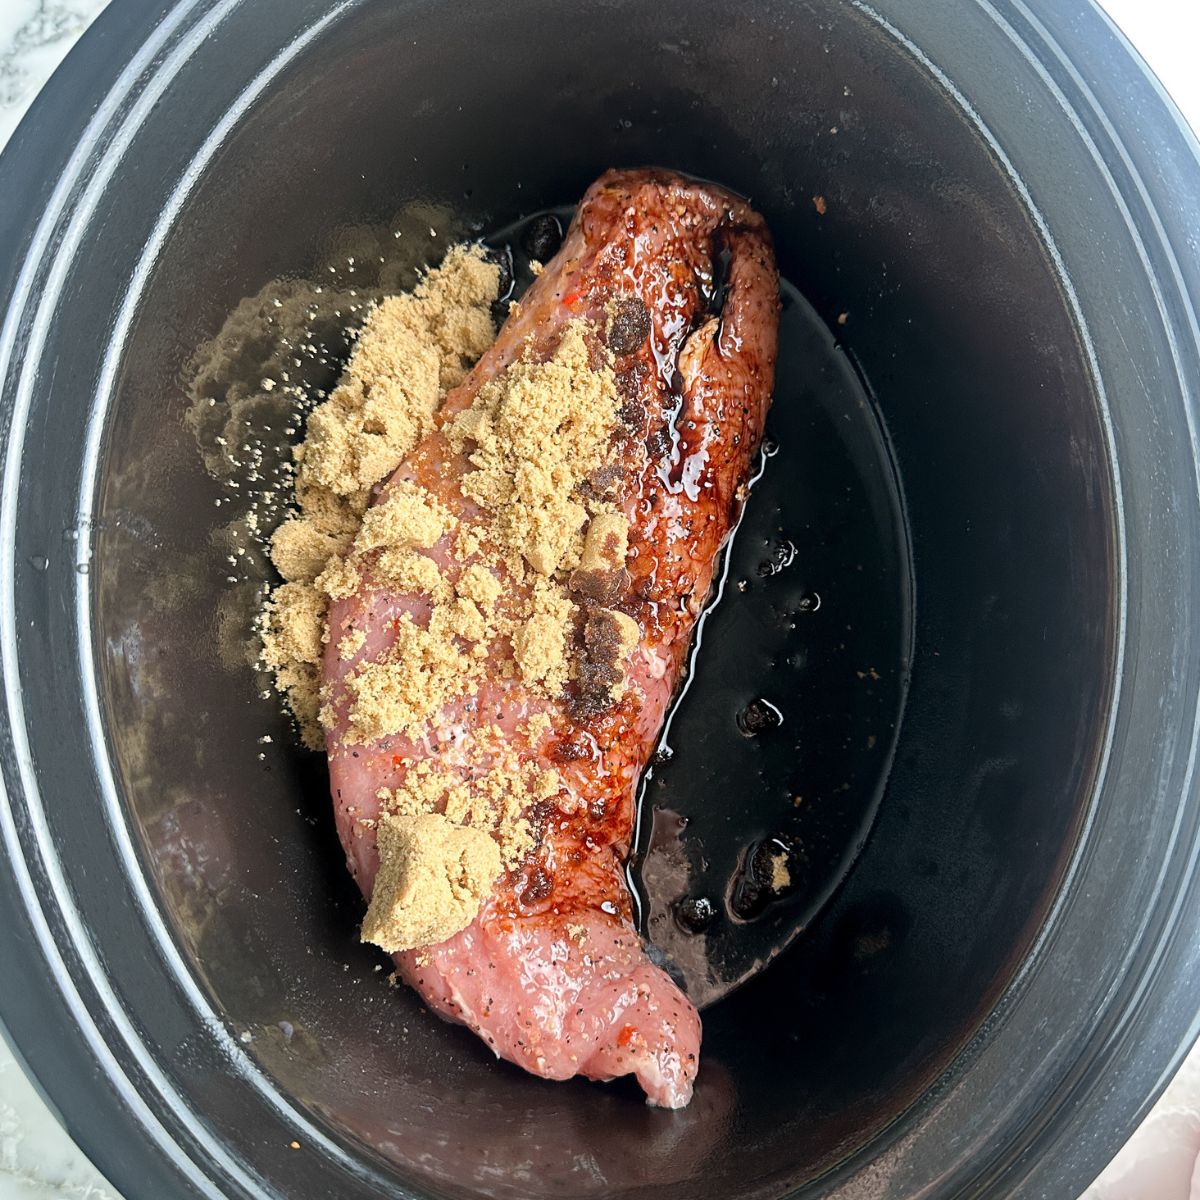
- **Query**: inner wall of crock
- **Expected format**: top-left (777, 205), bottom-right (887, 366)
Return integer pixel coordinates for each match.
top-left (93, 1), bottom-right (1115, 1196)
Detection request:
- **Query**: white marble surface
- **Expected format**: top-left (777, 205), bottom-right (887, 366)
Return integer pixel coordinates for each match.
top-left (0, 1053), bottom-right (116, 1200)
top-left (0, 2), bottom-right (1198, 1199)
top-left (0, 0), bottom-right (109, 149)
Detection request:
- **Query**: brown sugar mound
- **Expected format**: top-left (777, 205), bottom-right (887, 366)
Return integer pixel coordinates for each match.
top-left (301, 245), bottom-right (499, 500)
top-left (340, 612), bottom-right (476, 744)
top-left (338, 320), bottom-right (626, 743)
top-left (452, 321), bottom-right (620, 580)
top-left (258, 244), bottom-right (500, 747)
top-left (361, 811), bottom-right (502, 952)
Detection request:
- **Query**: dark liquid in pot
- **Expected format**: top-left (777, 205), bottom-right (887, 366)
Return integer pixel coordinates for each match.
top-left (489, 210), bottom-right (914, 1009)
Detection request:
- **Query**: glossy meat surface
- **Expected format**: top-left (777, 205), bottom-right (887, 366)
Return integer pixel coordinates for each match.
top-left (323, 168), bottom-right (779, 1106)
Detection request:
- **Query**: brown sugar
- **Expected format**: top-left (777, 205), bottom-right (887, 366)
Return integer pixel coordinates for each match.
top-left (340, 614), bottom-right (478, 744)
top-left (314, 555), bottom-right (361, 601)
top-left (259, 582), bottom-right (326, 732)
top-left (456, 563), bottom-right (502, 608)
top-left (273, 661), bottom-right (323, 750)
top-left (578, 512), bottom-right (629, 574)
top-left (571, 606), bottom-right (640, 718)
top-left (447, 320), bottom-right (623, 692)
top-left (374, 548), bottom-right (445, 599)
top-left (770, 851), bottom-right (792, 892)
top-left (512, 577), bottom-right (573, 696)
top-left (356, 480), bottom-right (454, 553)
top-left (338, 628), bottom-right (366, 661)
top-left (261, 581), bottom-right (325, 660)
top-left (452, 320), bottom-right (620, 579)
top-left (300, 245), bottom-right (499, 500)
top-left (270, 517), bottom-right (352, 584)
top-left (342, 319), bottom-right (625, 738)
top-left (361, 811), bottom-right (501, 952)
top-left (374, 756), bottom-right (555, 870)
top-left (257, 243), bottom-right (499, 747)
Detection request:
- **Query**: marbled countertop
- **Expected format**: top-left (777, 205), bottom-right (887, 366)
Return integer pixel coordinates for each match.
top-left (1, 3), bottom-right (1197, 1199)
top-left (0, 0), bottom-right (109, 149)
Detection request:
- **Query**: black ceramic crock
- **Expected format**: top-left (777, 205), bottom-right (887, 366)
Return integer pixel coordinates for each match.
top-left (2, 1), bottom-right (1200, 1197)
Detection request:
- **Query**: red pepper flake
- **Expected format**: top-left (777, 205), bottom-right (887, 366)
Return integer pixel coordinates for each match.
top-left (617, 1024), bottom-right (638, 1048)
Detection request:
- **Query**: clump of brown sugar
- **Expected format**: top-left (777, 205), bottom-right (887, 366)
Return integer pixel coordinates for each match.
top-left (259, 582), bottom-right (327, 746)
top-left (258, 244), bottom-right (500, 747)
top-left (451, 321), bottom-right (620, 579)
top-left (374, 755), bottom-right (560, 872)
top-left (512, 577), bottom-right (575, 696)
top-left (359, 751), bottom-right (562, 949)
top-left (361, 811), bottom-right (502, 952)
top-left (332, 319), bottom-right (627, 744)
top-left (340, 611), bottom-right (476, 744)
top-left (353, 480), bottom-right (454, 553)
top-left (770, 850), bottom-right (792, 892)
top-left (301, 245), bottom-right (499, 501)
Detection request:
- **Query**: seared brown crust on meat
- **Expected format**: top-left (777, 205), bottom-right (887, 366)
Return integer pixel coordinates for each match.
top-left (479, 170), bottom-right (780, 919)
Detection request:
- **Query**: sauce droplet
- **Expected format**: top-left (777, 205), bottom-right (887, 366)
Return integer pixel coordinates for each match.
top-left (756, 538), bottom-right (797, 577)
top-left (675, 896), bottom-right (717, 933)
top-left (737, 698), bottom-right (784, 737)
top-left (521, 213), bottom-right (563, 261)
